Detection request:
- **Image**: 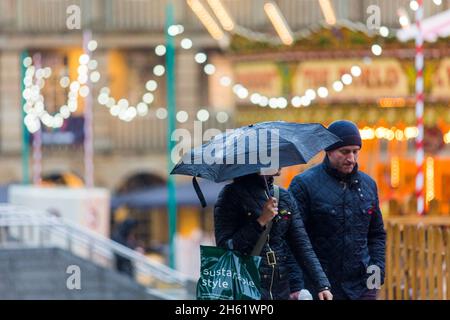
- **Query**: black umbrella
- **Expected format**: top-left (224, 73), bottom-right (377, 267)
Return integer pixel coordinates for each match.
top-left (170, 121), bottom-right (340, 207)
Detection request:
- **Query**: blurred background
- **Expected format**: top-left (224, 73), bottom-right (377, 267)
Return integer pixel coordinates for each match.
top-left (0, 0), bottom-right (449, 300)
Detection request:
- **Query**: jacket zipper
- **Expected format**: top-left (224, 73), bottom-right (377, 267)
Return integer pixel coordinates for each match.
top-left (267, 233), bottom-right (275, 300)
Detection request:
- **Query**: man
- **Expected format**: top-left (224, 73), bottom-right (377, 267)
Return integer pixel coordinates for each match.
top-left (112, 218), bottom-right (145, 278)
top-left (214, 170), bottom-right (333, 300)
top-left (288, 120), bottom-right (386, 300)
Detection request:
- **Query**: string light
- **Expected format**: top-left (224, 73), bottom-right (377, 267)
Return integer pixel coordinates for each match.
top-left (219, 76), bottom-right (232, 87)
top-left (59, 76), bottom-right (70, 88)
top-left (250, 93), bottom-right (262, 105)
top-left (397, 8), bottom-right (411, 28)
top-left (216, 111), bottom-right (229, 123)
top-left (87, 40), bottom-right (98, 52)
top-left (291, 96), bottom-right (302, 107)
top-left (195, 37), bottom-right (367, 108)
top-left (332, 81), bottom-right (344, 92)
top-left (371, 44), bottom-right (383, 56)
top-left (23, 20), bottom-right (394, 127)
top-left (350, 66), bottom-right (362, 77)
top-left (195, 52), bottom-right (208, 64)
top-left (88, 60), bottom-right (98, 70)
top-left (90, 71), bottom-right (101, 83)
top-left (197, 109), bottom-right (210, 122)
top-left (264, 1), bottom-right (294, 46)
top-left (318, 0), bottom-right (337, 25)
top-left (360, 126), bottom-right (420, 141)
top-left (181, 38), bottom-right (193, 50)
top-left (137, 102), bottom-right (149, 116)
top-left (168, 25), bottom-right (180, 37)
top-left (379, 26), bottom-right (389, 37)
top-left (207, 0), bottom-right (235, 31)
top-left (22, 40), bottom-right (100, 132)
top-left (145, 80), bottom-right (158, 92)
top-left (97, 75), bottom-right (158, 122)
top-left (444, 131), bottom-right (450, 144)
top-left (143, 93), bottom-right (154, 104)
top-left (203, 64), bottom-right (216, 75)
top-left (167, 24), bottom-right (184, 37)
top-left (176, 110), bottom-right (189, 123)
top-left (341, 73), bottom-right (353, 85)
top-left (409, 1), bottom-right (419, 11)
top-left (155, 45), bottom-right (166, 56)
top-left (360, 127), bottom-right (375, 140)
top-left (153, 65), bottom-right (165, 76)
top-left (317, 87), bottom-right (329, 98)
top-left (187, 0), bottom-right (225, 41)
top-left (391, 156), bottom-right (400, 188)
top-left (278, 97), bottom-right (288, 109)
top-left (156, 107), bottom-right (168, 120)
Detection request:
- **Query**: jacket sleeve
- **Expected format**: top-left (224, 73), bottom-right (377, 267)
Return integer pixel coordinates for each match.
top-left (368, 182), bottom-right (386, 284)
top-left (287, 176), bottom-right (310, 290)
top-left (286, 249), bottom-right (304, 293)
top-left (214, 185), bottom-right (265, 255)
top-left (285, 191), bottom-right (331, 291)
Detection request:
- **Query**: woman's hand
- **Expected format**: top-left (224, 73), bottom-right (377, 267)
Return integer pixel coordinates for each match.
top-left (257, 197), bottom-right (278, 226)
top-left (318, 290), bottom-right (333, 300)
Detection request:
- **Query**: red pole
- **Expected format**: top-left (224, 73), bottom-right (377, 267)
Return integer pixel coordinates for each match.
top-left (415, 0), bottom-right (425, 216)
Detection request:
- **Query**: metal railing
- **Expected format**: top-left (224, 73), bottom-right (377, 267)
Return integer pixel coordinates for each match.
top-left (0, 204), bottom-right (196, 299)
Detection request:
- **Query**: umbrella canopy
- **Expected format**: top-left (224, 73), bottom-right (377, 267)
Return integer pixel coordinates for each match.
top-left (170, 121), bottom-right (340, 207)
top-left (171, 121), bottom-right (340, 182)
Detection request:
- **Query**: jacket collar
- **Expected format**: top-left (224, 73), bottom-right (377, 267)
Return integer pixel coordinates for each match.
top-left (322, 156), bottom-right (359, 185)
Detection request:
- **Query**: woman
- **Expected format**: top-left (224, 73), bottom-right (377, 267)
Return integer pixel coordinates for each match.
top-left (214, 171), bottom-right (332, 300)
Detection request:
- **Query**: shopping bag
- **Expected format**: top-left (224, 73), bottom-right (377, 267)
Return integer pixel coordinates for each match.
top-left (196, 245), bottom-right (262, 300)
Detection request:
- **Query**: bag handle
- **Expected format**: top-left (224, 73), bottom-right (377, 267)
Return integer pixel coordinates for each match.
top-left (250, 185), bottom-right (279, 256)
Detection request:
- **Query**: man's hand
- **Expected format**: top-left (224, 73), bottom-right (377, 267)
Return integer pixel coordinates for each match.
top-left (257, 197), bottom-right (278, 226)
top-left (318, 290), bottom-right (333, 300)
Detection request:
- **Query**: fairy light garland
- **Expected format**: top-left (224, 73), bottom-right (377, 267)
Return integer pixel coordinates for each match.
top-left (23, 18), bottom-right (400, 130)
top-left (22, 40), bottom-right (100, 133)
top-left (189, 27), bottom-right (390, 109)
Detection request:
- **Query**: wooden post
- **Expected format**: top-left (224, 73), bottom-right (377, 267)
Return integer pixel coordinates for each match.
top-left (435, 227), bottom-right (443, 300)
top-left (418, 226), bottom-right (426, 299)
top-left (403, 225), bottom-right (410, 299)
top-left (386, 222), bottom-right (394, 300)
top-left (410, 225), bottom-right (417, 300)
top-left (427, 226), bottom-right (435, 299)
top-left (394, 224), bottom-right (402, 299)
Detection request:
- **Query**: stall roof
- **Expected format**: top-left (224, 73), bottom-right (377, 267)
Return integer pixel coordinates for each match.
top-left (111, 179), bottom-right (227, 210)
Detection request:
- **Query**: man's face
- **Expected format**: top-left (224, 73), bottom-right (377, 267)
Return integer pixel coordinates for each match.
top-left (326, 145), bottom-right (361, 174)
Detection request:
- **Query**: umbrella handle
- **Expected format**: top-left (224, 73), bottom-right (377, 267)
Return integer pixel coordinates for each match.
top-left (193, 177), bottom-right (207, 208)
top-left (263, 175), bottom-right (271, 200)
